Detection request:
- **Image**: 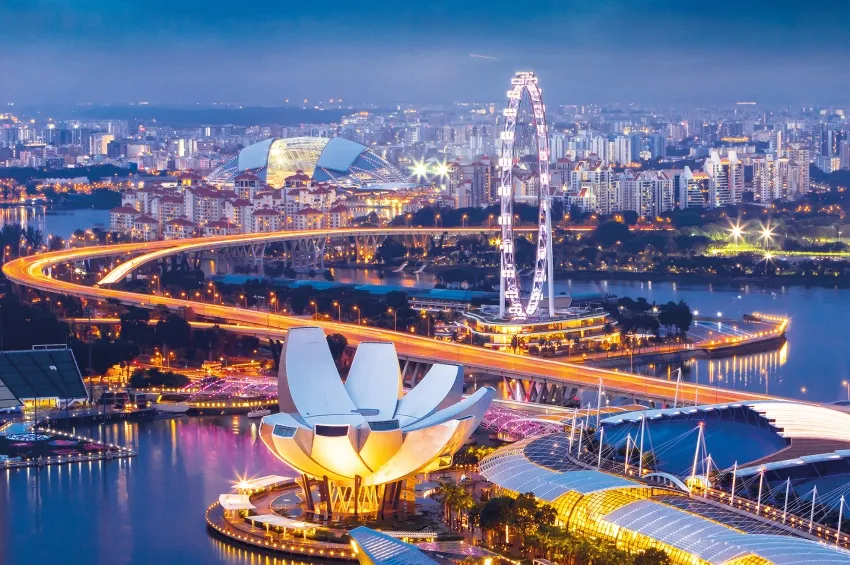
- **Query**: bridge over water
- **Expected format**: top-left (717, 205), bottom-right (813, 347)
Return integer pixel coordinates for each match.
top-left (4, 227), bottom-right (774, 407)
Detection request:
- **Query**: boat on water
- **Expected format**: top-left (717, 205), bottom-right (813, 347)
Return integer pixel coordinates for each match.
top-left (247, 407), bottom-right (272, 418)
top-left (153, 401), bottom-right (190, 414)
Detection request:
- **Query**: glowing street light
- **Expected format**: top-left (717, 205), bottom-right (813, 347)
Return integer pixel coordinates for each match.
top-left (759, 223), bottom-right (775, 248)
top-left (410, 160), bottom-right (428, 180)
top-left (728, 222), bottom-right (745, 245)
top-left (843, 380), bottom-right (849, 401)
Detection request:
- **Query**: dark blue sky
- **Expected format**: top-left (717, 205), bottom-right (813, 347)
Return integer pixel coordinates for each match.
top-left (2, 0), bottom-right (849, 106)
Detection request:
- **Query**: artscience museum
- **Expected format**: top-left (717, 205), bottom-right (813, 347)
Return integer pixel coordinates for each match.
top-left (259, 327), bottom-right (494, 516)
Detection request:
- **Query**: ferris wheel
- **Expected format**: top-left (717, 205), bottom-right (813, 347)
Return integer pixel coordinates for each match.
top-left (498, 71), bottom-right (555, 320)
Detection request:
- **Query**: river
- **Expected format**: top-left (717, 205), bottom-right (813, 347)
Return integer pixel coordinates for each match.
top-left (0, 205), bottom-right (111, 239)
top-left (328, 267), bottom-right (848, 403)
top-left (2, 267), bottom-right (848, 564)
top-left (0, 415), bottom-right (323, 565)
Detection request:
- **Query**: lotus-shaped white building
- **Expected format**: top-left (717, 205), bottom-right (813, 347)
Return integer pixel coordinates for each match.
top-left (259, 327), bottom-right (494, 515)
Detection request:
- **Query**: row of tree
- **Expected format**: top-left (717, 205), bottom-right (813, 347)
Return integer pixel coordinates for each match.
top-left (473, 492), bottom-right (671, 564)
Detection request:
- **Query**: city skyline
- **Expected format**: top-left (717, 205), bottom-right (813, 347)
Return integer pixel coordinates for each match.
top-left (3, 0), bottom-right (850, 106)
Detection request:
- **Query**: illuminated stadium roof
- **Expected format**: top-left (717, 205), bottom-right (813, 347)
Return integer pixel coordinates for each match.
top-left (479, 435), bottom-right (850, 565)
top-left (207, 137), bottom-right (408, 189)
top-left (0, 348), bottom-right (87, 409)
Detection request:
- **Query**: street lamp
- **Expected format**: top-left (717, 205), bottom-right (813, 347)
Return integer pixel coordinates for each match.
top-left (352, 305), bottom-right (361, 325)
top-left (759, 223), bottom-right (774, 250)
top-left (421, 310), bottom-right (430, 337)
top-left (239, 294), bottom-right (247, 308)
top-left (843, 380), bottom-right (850, 401)
top-left (332, 300), bottom-right (341, 321)
top-left (310, 300), bottom-right (318, 318)
top-left (462, 213), bottom-right (468, 228)
top-left (728, 222), bottom-right (745, 245)
top-left (387, 307), bottom-right (397, 331)
top-left (435, 213), bottom-right (441, 228)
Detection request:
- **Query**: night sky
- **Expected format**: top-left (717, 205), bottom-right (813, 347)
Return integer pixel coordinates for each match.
top-left (2, 0), bottom-right (850, 106)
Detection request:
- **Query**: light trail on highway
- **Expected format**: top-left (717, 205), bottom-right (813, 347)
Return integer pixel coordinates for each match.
top-left (3, 226), bottom-right (774, 406)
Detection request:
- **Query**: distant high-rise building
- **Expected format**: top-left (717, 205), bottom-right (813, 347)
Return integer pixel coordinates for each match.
top-left (446, 156), bottom-right (494, 208)
top-left (549, 132), bottom-right (567, 161)
top-left (589, 135), bottom-right (609, 163)
top-left (752, 154), bottom-right (792, 204)
top-left (814, 155), bottom-right (841, 173)
top-left (612, 135), bottom-right (631, 165)
top-left (567, 157), bottom-right (616, 214)
top-left (678, 166), bottom-right (711, 209)
top-left (839, 140), bottom-right (850, 170)
top-left (768, 130), bottom-right (783, 155)
top-left (786, 144), bottom-right (811, 194)
top-left (703, 150), bottom-right (743, 206)
top-left (617, 170), bottom-right (675, 216)
top-left (819, 126), bottom-right (845, 157)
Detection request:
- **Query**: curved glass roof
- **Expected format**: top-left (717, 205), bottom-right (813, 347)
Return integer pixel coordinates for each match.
top-left (479, 434), bottom-right (850, 565)
top-left (603, 501), bottom-right (850, 564)
top-left (602, 401), bottom-right (850, 444)
top-left (206, 136), bottom-right (407, 188)
top-left (479, 437), bottom-right (642, 502)
top-left (348, 527), bottom-right (437, 565)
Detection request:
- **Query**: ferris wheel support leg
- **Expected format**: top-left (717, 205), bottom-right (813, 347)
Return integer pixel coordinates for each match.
top-left (499, 249), bottom-right (506, 318)
top-left (546, 206), bottom-right (555, 317)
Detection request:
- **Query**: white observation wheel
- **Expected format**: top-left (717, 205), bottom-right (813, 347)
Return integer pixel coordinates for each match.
top-left (498, 71), bottom-right (555, 320)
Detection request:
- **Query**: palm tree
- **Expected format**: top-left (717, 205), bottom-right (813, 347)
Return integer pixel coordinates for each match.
top-left (575, 538), bottom-right (602, 565)
top-left (455, 487), bottom-right (475, 531)
top-left (434, 480), bottom-right (465, 530)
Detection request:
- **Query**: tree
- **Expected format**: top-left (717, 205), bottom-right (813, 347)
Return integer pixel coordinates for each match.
top-left (479, 496), bottom-right (515, 545)
top-left (376, 238), bottom-right (407, 263)
top-left (155, 315), bottom-right (191, 351)
top-left (658, 300), bottom-right (693, 335)
top-left (326, 333), bottom-right (348, 364)
top-left (119, 307), bottom-right (154, 347)
top-left (129, 368), bottom-right (190, 389)
top-left (511, 493), bottom-right (557, 553)
top-left (622, 210), bottom-right (639, 226)
top-left (87, 339), bottom-right (140, 375)
top-left (634, 548), bottom-right (672, 565)
top-left (594, 221), bottom-right (632, 246)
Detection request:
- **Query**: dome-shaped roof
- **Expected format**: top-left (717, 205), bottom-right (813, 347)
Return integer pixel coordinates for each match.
top-left (207, 136), bottom-right (409, 189)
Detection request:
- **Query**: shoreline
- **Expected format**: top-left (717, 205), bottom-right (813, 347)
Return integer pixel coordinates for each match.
top-left (328, 262), bottom-right (850, 290)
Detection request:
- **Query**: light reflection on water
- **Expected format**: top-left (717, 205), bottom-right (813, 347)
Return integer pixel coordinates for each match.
top-left (0, 205), bottom-right (110, 239)
top-left (322, 271), bottom-right (850, 403)
top-left (0, 416), bottom-right (320, 565)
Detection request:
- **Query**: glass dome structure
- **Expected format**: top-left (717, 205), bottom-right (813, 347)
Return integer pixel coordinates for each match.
top-left (207, 137), bottom-right (408, 189)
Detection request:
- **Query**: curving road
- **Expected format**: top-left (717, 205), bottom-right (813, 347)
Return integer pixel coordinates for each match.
top-left (3, 227), bottom-right (775, 406)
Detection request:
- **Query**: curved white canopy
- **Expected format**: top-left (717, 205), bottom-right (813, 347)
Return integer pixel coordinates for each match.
top-left (261, 326), bottom-right (494, 487)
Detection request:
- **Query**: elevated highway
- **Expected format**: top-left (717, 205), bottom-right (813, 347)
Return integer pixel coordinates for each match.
top-left (94, 226), bottom-right (572, 285)
top-left (3, 227), bottom-right (774, 406)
